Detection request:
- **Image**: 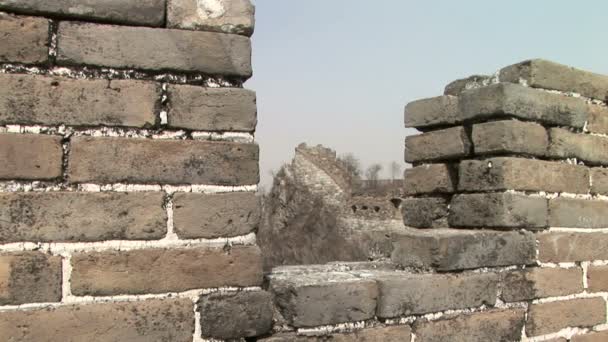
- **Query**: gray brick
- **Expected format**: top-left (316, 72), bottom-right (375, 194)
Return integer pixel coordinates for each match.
top-left (167, 86), bottom-right (256, 132)
top-left (401, 197), bottom-right (448, 228)
top-left (404, 95), bottom-right (459, 128)
top-left (391, 228), bottom-right (536, 271)
top-left (0, 252), bottom-right (62, 305)
top-left (374, 272), bottom-right (497, 318)
top-left (0, 133), bottom-right (63, 180)
top-left (0, 12), bottom-right (48, 64)
top-left (167, 0), bottom-right (255, 36)
top-left (459, 158), bottom-right (589, 194)
top-left (444, 75), bottom-right (494, 96)
top-left (500, 59), bottom-right (608, 101)
top-left (57, 22), bottom-right (252, 77)
top-left (403, 164), bottom-right (456, 195)
top-left (591, 168), bottom-right (608, 194)
top-left (537, 231), bottom-right (608, 263)
top-left (472, 120), bottom-right (548, 156)
top-left (68, 137), bottom-right (259, 185)
top-left (527, 298), bottom-right (606, 337)
top-left (0, 74), bottom-right (159, 128)
top-left (404, 126), bottom-right (471, 163)
top-left (449, 192), bottom-right (548, 229)
top-left (548, 128), bottom-right (608, 165)
top-left (549, 197), bottom-right (608, 228)
top-left (0, 192), bottom-right (166, 243)
top-left (0, 0), bottom-right (166, 27)
top-left (501, 267), bottom-right (584, 302)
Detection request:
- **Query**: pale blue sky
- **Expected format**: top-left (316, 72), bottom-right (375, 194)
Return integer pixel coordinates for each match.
top-left (246, 0), bottom-right (608, 188)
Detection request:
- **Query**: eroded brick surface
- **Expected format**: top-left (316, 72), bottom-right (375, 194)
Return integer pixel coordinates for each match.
top-left (0, 134), bottom-right (63, 180)
top-left (0, 12), bottom-right (48, 64)
top-left (526, 298), bottom-right (606, 337)
top-left (0, 252), bottom-right (62, 305)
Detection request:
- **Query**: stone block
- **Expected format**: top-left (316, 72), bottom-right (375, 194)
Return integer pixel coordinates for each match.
top-left (0, 133), bottom-right (63, 180)
top-left (458, 158), bottom-right (589, 194)
top-left (68, 137), bottom-right (259, 185)
top-left (548, 128), bottom-right (608, 166)
top-left (0, 74), bottom-right (159, 127)
top-left (167, 86), bottom-right (256, 131)
top-left (587, 265), bottom-right (608, 293)
top-left (403, 95), bottom-right (459, 128)
top-left (404, 126), bottom-right (471, 163)
top-left (526, 298), bottom-right (606, 337)
top-left (499, 59), bottom-right (608, 101)
top-left (549, 197), bottom-right (608, 228)
top-left (590, 168), bottom-right (608, 194)
top-left (587, 104), bottom-right (608, 134)
top-left (173, 192), bottom-right (259, 239)
top-left (572, 331), bottom-right (608, 342)
top-left (444, 75), bottom-right (494, 96)
top-left (167, 0), bottom-right (255, 36)
top-left (0, 192), bottom-right (166, 243)
top-left (401, 197), bottom-right (448, 228)
top-left (57, 22), bottom-right (252, 77)
top-left (0, 12), bottom-right (48, 64)
top-left (472, 120), bottom-right (548, 156)
top-left (403, 164), bottom-right (456, 195)
top-left (449, 192), bottom-right (548, 229)
top-left (391, 228), bottom-right (536, 271)
top-left (0, 298), bottom-right (194, 342)
top-left (501, 267), bottom-right (583, 302)
top-left (70, 246), bottom-right (263, 295)
top-left (538, 232), bottom-right (608, 263)
top-left (0, 252), bottom-right (62, 305)
top-left (198, 290), bottom-right (272, 340)
top-left (259, 326), bottom-right (412, 342)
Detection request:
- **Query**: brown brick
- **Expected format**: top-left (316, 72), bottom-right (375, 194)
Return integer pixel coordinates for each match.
top-left (404, 95), bottom-right (459, 128)
top-left (501, 267), bottom-right (584, 302)
top-left (403, 164), bottom-right (456, 195)
top-left (587, 265), bottom-right (608, 293)
top-left (459, 158), bottom-right (589, 194)
top-left (449, 192), bottom-right (548, 229)
top-left (0, 192), bottom-right (166, 243)
top-left (572, 331), bottom-right (608, 342)
top-left (391, 228), bottom-right (536, 271)
top-left (0, 133), bottom-right (63, 180)
top-left (499, 59), bottom-right (608, 101)
top-left (71, 246), bottom-right (263, 296)
top-left (527, 298), bottom-right (606, 337)
top-left (198, 290), bottom-right (272, 340)
top-left (167, 0), bottom-right (255, 36)
top-left (401, 197), bottom-right (448, 228)
top-left (0, 298), bottom-right (194, 342)
top-left (587, 104), bottom-right (608, 134)
top-left (173, 192), bottom-right (259, 239)
top-left (374, 272), bottom-right (497, 318)
top-left (0, 0), bottom-right (166, 27)
top-left (68, 137), bottom-right (259, 185)
top-left (0, 12), bottom-right (48, 64)
top-left (472, 120), bottom-right (548, 156)
top-left (548, 128), bottom-right (608, 165)
top-left (414, 309), bottom-right (526, 342)
top-left (0, 74), bottom-right (159, 127)
top-left (538, 232), bottom-right (608, 262)
top-left (167, 86), bottom-right (257, 131)
top-left (549, 198), bottom-right (608, 228)
top-left (404, 126), bottom-right (471, 163)
top-left (259, 326), bottom-right (412, 342)
top-left (57, 22), bottom-right (252, 77)
top-left (0, 252), bottom-right (61, 305)
top-left (591, 168), bottom-right (608, 195)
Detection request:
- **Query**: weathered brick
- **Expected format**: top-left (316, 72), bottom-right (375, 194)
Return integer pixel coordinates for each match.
top-left (403, 164), bottom-right (456, 195)
top-left (57, 22), bottom-right (252, 77)
top-left (0, 12), bottom-right (48, 64)
top-left (173, 192), bottom-right (259, 239)
top-left (269, 271), bottom-right (378, 327)
top-left (449, 192), bottom-right (548, 229)
top-left (587, 104), bottom-right (608, 134)
top-left (0, 133), bottom-right (62, 180)
top-left (538, 232), bottom-right (608, 262)
top-left (549, 198), bottom-right (608, 228)
top-left (572, 331), bottom-right (608, 342)
top-left (374, 272), bottom-right (497, 318)
top-left (68, 137), bottom-right (259, 185)
top-left (527, 298), bottom-right (606, 337)
top-left (0, 252), bottom-right (61, 305)
top-left (501, 267), bottom-right (584, 302)
top-left (0, 192), bottom-right (166, 243)
top-left (0, 0), bottom-right (166, 27)
top-left (587, 265), bottom-right (608, 293)
top-left (414, 309), bottom-right (526, 342)
top-left (472, 120), bottom-right (548, 156)
top-left (444, 75), bottom-right (494, 96)
top-left (0, 74), bottom-right (159, 127)
top-left (590, 168), bottom-right (608, 194)
top-left (167, 0), bottom-right (255, 36)
top-left (71, 246), bottom-right (263, 296)
top-left (0, 298), bottom-right (194, 342)
top-left (260, 326), bottom-right (412, 342)
top-left (548, 128), bottom-right (608, 165)
top-left (167, 86), bottom-right (256, 131)
top-left (499, 59), bottom-right (608, 101)
top-left (401, 197), bottom-right (448, 228)
top-left (459, 83), bottom-right (588, 128)
top-left (459, 158), bottom-right (589, 194)
top-left (404, 95), bottom-right (459, 128)
top-left (198, 290), bottom-right (272, 340)
top-left (404, 126), bottom-right (471, 163)
top-left (391, 228), bottom-right (536, 271)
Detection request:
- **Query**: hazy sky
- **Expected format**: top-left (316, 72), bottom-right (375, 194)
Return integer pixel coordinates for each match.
top-left (246, 0), bottom-right (608, 188)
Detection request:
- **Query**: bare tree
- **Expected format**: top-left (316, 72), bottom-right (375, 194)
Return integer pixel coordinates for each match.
top-left (390, 161), bottom-right (402, 181)
top-left (339, 153), bottom-right (362, 178)
top-left (365, 163), bottom-right (383, 188)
